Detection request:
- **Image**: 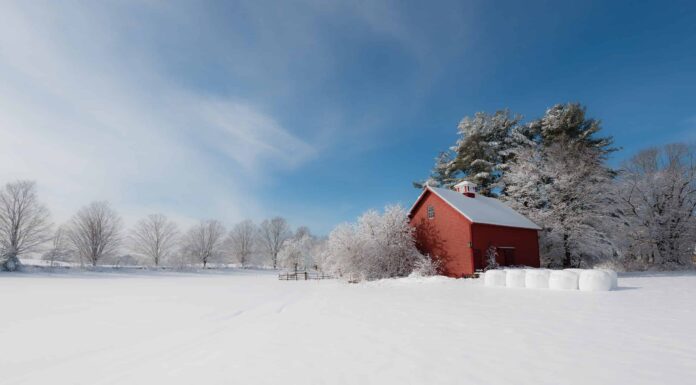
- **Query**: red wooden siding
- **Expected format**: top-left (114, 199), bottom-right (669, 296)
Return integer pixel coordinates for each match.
top-left (409, 190), bottom-right (474, 277)
top-left (470, 223), bottom-right (540, 269)
top-left (409, 189), bottom-right (541, 277)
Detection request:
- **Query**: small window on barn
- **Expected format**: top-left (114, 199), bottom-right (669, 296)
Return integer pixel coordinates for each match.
top-left (427, 205), bottom-right (435, 219)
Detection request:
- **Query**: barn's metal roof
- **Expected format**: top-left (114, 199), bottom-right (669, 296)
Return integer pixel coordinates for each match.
top-left (410, 186), bottom-right (542, 230)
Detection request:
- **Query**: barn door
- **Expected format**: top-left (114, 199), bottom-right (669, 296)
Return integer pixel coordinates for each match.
top-left (473, 249), bottom-right (483, 270)
top-left (497, 247), bottom-right (516, 266)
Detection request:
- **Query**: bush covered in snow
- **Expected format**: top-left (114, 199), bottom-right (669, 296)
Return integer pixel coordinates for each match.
top-left (322, 205), bottom-right (431, 281)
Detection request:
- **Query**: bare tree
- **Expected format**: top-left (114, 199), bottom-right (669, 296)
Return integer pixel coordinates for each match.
top-left (617, 143), bottom-right (696, 267)
top-left (226, 220), bottom-right (257, 268)
top-left (128, 214), bottom-right (179, 267)
top-left (42, 225), bottom-right (71, 267)
top-left (258, 217), bottom-right (291, 269)
top-left (0, 180), bottom-right (52, 271)
top-left (182, 220), bottom-right (226, 268)
top-left (67, 201), bottom-right (122, 267)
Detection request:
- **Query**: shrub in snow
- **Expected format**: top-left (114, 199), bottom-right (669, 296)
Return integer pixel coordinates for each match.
top-left (525, 269), bottom-right (550, 289)
top-left (484, 270), bottom-right (507, 287)
top-left (596, 268), bottom-right (618, 289)
top-left (578, 270), bottom-right (612, 292)
top-left (1, 254), bottom-right (19, 272)
top-left (548, 270), bottom-right (579, 290)
top-left (411, 255), bottom-right (439, 277)
top-left (505, 269), bottom-right (526, 288)
top-left (485, 246), bottom-right (499, 271)
top-left (323, 205), bottom-right (429, 281)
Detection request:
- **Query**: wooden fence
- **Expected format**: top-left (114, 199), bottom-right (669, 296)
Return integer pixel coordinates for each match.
top-left (278, 271), bottom-right (333, 280)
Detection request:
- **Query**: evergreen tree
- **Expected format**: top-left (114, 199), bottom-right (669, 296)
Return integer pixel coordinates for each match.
top-left (502, 103), bottom-right (617, 268)
top-left (528, 103), bottom-right (615, 151)
top-left (417, 110), bottom-right (525, 196)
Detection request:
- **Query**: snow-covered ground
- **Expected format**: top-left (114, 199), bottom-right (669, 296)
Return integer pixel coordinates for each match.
top-left (1, 270), bottom-right (694, 385)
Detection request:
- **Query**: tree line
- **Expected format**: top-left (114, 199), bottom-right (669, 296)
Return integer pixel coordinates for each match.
top-left (0, 183), bottom-right (320, 271)
top-left (417, 103), bottom-right (696, 270)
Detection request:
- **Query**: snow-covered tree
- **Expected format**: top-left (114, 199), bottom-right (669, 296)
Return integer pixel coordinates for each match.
top-left (502, 106), bottom-right (617, 268)
top-left (278, 232), bottom-right (313, 272)
top-left (323, 205), bottom-right (428, 281)
top-left (616, 144), bottom-right (696, 268)
top-left (503, 143), bottom-right (614, 267)
top-left (67, 201), bottom-right (122, 267)
top-left (258, 217), bottom-right (291, 269)
top-left (417, 110), bottom-right (526, 195)
top-left (415, 151), bottom-right (457, 188)
top-left (128, 214), bottom-right (180, 267)
top-left (226, 219), bottom-right (257, 268)
top-left (527, 103), bottom-right (614, 151)
top-left (0, 180), bottom-right (52, 271)
top-left (308, 236), bottom-right (327, 271)
top-left (182, 220), bottom-right (226, 268)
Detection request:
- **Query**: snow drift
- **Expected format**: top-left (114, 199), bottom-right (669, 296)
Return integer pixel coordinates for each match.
top-left (579, 270), bottom-right (613, 291)
top-left (505, 269), bottom-right (526, 288)
top-left (548, 270), bottom-right (579, 290)
top-left (484, 270), bottom-right (507, 287)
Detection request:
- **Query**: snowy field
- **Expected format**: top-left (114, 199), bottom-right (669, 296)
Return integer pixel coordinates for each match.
top-left (1, 270), bottom-right (695, 385)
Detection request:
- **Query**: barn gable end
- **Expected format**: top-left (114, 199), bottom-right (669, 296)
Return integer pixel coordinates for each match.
top-left (409, 184), bottom-right (541, 276)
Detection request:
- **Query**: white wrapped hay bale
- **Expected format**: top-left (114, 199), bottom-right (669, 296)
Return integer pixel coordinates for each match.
top-left (596, 269), bottom-right (618, 289)
top-left (525, 269), bottom-right (550, 289)
top-left (548, 270), bottom-right (579, 290)
top-left (579, 270), bottom-right (613, 291)
top-left (484, 270), bottom-right (507, 287)
top-left (564, 268), bottom-right (585, 276)
top-left (505, 269), bottom-right (526, 288)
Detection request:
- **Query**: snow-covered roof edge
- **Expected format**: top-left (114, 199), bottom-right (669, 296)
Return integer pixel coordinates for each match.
top-left (408, 186), bottom-right (542, 231)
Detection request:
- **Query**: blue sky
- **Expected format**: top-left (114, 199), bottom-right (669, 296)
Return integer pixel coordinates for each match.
top-left (1, 0), bottom-right (695, 234)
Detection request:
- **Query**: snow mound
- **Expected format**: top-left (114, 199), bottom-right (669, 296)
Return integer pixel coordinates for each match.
top-left (505, 269), bottom-right (526, 288)
top-left (525, 269), bottom-right (550, 289)
top-left (484, 270), bottom-right (507, 287)
top-left (579, 270), bottom-right (613, 291)
top-left (548, 270), bottom-right (579, 290)
top-left (596, 268), bottom-right (618, 289)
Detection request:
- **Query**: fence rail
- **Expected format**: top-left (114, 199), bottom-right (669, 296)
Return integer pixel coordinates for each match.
top-left (278, 271), bottom-right (333, 280)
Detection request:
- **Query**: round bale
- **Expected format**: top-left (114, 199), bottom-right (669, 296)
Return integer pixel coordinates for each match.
top-left (525, 269), bottom-right (550, 289)
top-left (597, 269), bottom-right (618, 289)
top-left (505, 269), bottom-right (526, 288)
top-left (579, 270), bottom-right (613, 292)
top-left (564, 268), bottom-right (585, 276)
top-left (484, 270), bottom-right (507, 287)
top-left (549, 270), bottom-right (579, 290)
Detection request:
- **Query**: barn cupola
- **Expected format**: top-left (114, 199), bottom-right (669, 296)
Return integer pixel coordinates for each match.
top-left (454, 181), bottom-right (477, 198)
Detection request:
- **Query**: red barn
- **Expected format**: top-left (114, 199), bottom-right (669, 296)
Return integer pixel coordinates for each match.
top-left (409, 181), bottom-right (541, 277)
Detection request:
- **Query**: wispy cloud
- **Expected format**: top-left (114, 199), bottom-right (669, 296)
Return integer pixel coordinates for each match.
top-left (0, 0), bottom-right (474, 233)
top-left (0, 2), bottom-right (315, 227)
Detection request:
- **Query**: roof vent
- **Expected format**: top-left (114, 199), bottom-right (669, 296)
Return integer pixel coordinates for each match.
top-left (454, 181), bottom-right (477, 198)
